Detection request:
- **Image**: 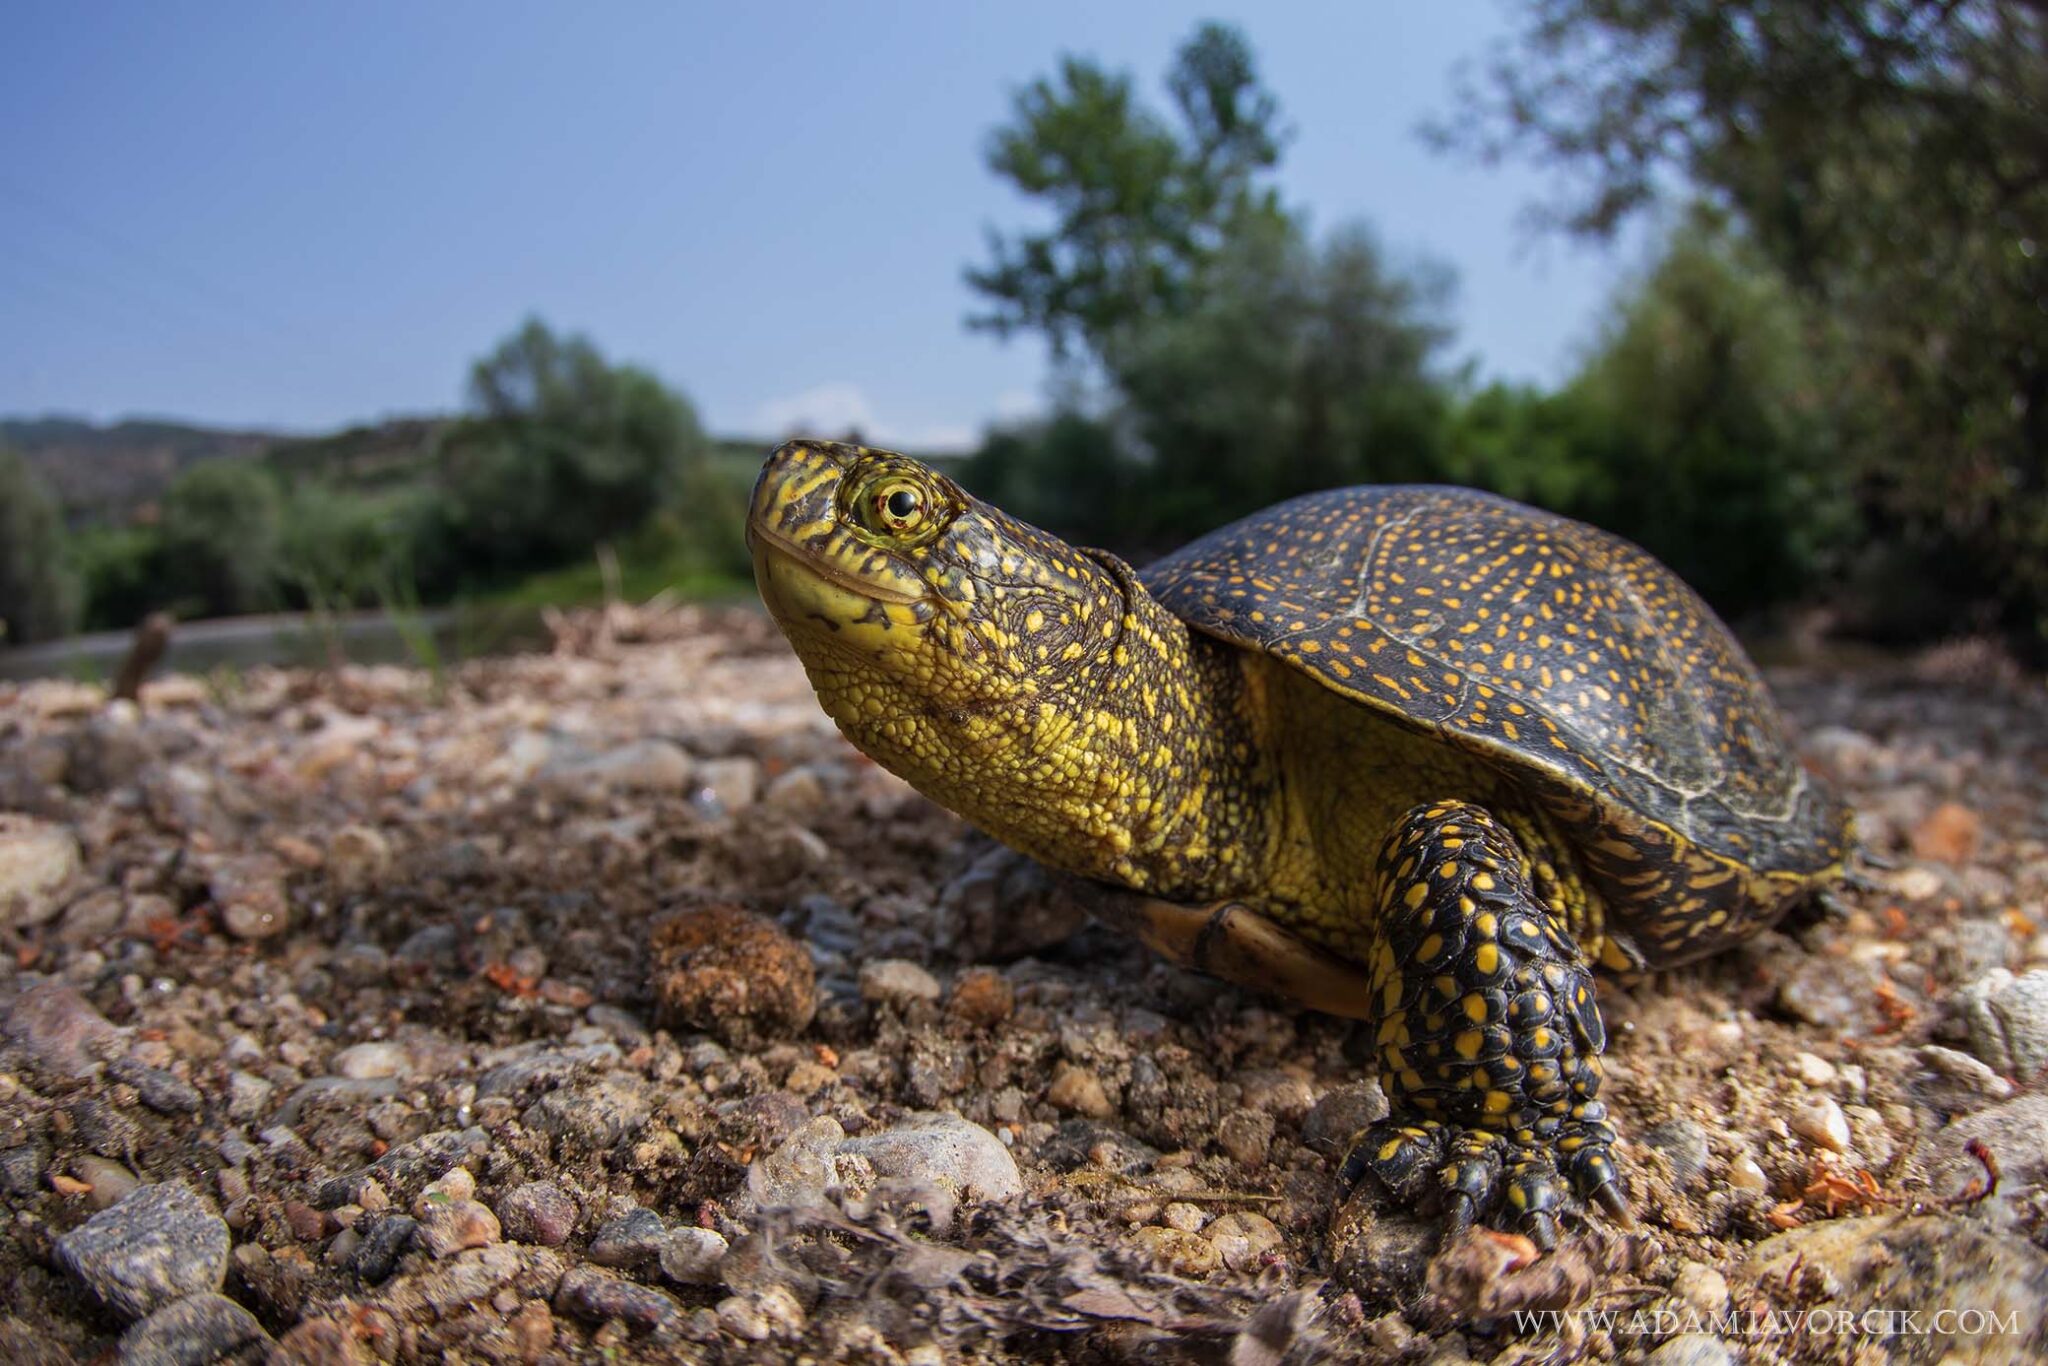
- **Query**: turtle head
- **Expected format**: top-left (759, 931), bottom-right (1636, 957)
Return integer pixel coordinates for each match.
top-left (748, 439), bottom-right (1127, 712)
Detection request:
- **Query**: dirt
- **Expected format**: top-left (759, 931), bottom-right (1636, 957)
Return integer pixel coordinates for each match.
top-left (1, 606), bottom-right (2044, 1364)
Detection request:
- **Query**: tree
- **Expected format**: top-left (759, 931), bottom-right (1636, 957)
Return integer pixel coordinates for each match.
top-left (0, 448), bottom-right (81, 644)
top-left (430, 318), bottom-right (713, 580)
top-left (1439, 0), bottom-right (2048, 647)
top-left (1105, 216), bottom-right (1455, 543)
top-left (159, 458), bottom-right (283, 618)
top-left (968, 22), bottom-right (1288, 358)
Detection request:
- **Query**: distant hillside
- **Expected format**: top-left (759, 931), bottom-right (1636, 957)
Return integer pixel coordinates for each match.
top-left (2, 416), bottom-right (283, 522)
top-left (2, 414), bottom-right (934, 527)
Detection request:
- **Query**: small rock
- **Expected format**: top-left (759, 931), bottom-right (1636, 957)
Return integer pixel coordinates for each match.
top-left (588, 1207), bottom-right (666, 1269)
top-left (839, 1112), bottom-right (1024, 1203)
top-left (1791, 1096), bottom-right (1853, 1154)
top-left (350, 1215), bottom-right (418, 1282)
top-left (1046, 1063), bottom-right (1114, 1119)
top-left (117, 1291), bottom-right (271, 1366)
top-left (1726, 1154), bottom-right (1769, 1192)
top-left (542, 739), bottom-right (694, 796)
top-left (497, 1182), bottom-right (578, 1247)
top-left (1204, 1211), bottom-right (1284, 1271)
top-left (1301, 1083), bottom-right (1390, 1156)
top-left (1791, 1051), bottom-right (1838, 1088)
top-left (0, 814), bottom-right (81, 928)
top-left (1955, 968), bottom-right (2048, 1080)
top-left (56, 888), bottom-right (124, 943)
top-left (1640, 1117), bottom-right (1711, 1188)
top-left (1131, 1226), bottom-right (1220, 1276)
top-left (935, 844), bottom-right (1088, 960)
top-left (555, 1265), bottom-right (681, 1331)
top-left (106, 1057), bottom-right (202, 1114)
top-left (762, 765), bottom-right (827, 814)
top-left (327, 824), bottom-right (394, 893)
top-left (4, 980), bottom-right (120, 1077)
top-left (414, 1169), bottom-right (500, 1260)
top-left (1645, 1333), bottom-right (1734, 1366)
top-left (659, 1227), bottom-right (730, 1286)
top-left (71, 1155), bottom-right (141, 1208)
top-left (1910, 802), bottom-right (1982, 866)
top-left (858, 958), bottom-right (942, 1007)
top-left (54, 1183), bottom-right (231, 1320)
top-left (209, 854), bottom-right (292, 940)
top-left (329, 1041), bottom-right (410, 1080)
top-left (1926, 1093), bottom-right (2048, 1231)
top-left (1915, 1043), bottom-right (2016, 1108)
top-left (0, 1144), bottom-right (46, 1196)
top-left (748, 1116), bottom-right (847, 1208)
top-left (1239, 1069), bottom-right (1317, 1121)
top-left (1160, 1202), bottom-right (1207, 1233)
top-left (694, 756), bottom-right (761, 812)
top-left (947, 967), bottom-right (1016, 1028)
top-left (649, 904), bottom-right (817, 1049)
top-left (1670, 1261), bottom-right (1729, 1315)
top-left (271, 1317), bottom-right (376, 1366)
top-left (1217, 1108), bottom-right (1275, 1169)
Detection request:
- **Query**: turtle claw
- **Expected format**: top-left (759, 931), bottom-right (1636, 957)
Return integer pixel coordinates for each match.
top-left (1523, 1209), bottom-right (1559, 1252)
top-left (1592, 1179), bottom-right (1636, 1229)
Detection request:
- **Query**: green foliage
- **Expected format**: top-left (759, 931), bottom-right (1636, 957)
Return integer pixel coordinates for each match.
top-left (961, 411), bottom-right (1138, 550)
top-left (70, 524), bottom-right (165, 633)
top-left (427, 318), bottom-right (720, 586)
top-left (1443, 0), bottom-right (2048, 648)
top-left (968, 21), bottom-right (1288, 356)
top-left (0, 447), bottom-right (82, 644)
top-left (158, 458), bottom-right (284, 619)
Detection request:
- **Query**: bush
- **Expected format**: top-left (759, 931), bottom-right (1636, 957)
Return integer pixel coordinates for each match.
top-left (158, 459), bottom-right (284, 619)
top-left (0, 448), bottom-right (81, 644)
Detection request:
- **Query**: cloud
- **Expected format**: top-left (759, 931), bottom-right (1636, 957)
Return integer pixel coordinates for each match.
top-left (749, 382), bottom-right (981, 454)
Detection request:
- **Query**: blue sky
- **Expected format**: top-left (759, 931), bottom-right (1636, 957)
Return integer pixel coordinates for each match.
top-left (1, 3), bottom-right (1646, 448)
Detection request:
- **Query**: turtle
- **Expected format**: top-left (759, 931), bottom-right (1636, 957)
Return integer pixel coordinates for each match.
top-left (747, 438), bottom-right (1850, 1248)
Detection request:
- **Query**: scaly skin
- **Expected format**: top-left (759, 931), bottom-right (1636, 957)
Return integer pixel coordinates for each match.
top-left (748, 439), bottom-right (1844, 1247)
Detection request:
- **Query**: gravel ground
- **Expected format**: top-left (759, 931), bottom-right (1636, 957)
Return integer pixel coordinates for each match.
top-left (1, 607), bottom-right (2044, 1365)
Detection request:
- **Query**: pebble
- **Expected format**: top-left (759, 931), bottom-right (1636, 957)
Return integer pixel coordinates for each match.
top-left (54, 1183), bottom-right (231, 1320)
top-left (1645, 1334), bottom-right (1734, 1366)
top-left (1217, 1108), bottom-right (1275, 1170)
top-left (0, 813), bottom-right (81, 928)
top-left (326, 824), bottom-right (394, 892)
top-left (209, 854), bottom-right (292, 940)
top-left (1203, 1211), bottom-right (1284, 1271)
top-left (659, 1227), bottom-right (730, 1286)
top-left (1160, 1202), bottom-right (1207, 1233)
top-left (1926, 1093), bottom-right (2048, 1230)
top-left (1670, 1261), bottom-right (1729, 1315)
top-left (588, 1207), bottom-right (667, 1269)
top-left (1300, 1083), bottom-right (1390, 1156)
top-left (1640, 1117), bottom-right (1711, 1188)
top-left (1910, 801), bottom-right (1983, 865)
top-left (748, 1116), bottom-right (847, 1208)
top-left (1238, 1068), bottom-right (1317, 1121)
top-left (496, 1182), bottom-right (578, 1247)
top-left (839, 1112), bottom-right (1024, 1203)
top-left (1915, 1043), bottom-right (2015, 1105)
top-left (694, 756), bottom-right (761, 812)
top-left (554, 1266), bottom-right (682, 1331)
top-left (858, 958), bottom-right (942, 1007)
top-left (542, 739), bottom-right (694, 795)
top-left (71, 1155), bottom-right (142, 1208)
top-left (1791, 1096), bottom-right (1853, 1154)
top-left (1726, 1154), bottom-right (1769, 1192)
top-left (761, 764), bottom-right (827, 814)
top-left (1955, 968), bottom-right (2048, 1080)
top-left (648, 903), bottom-right (817, 1049)
top-left (1046, 1063), bottom-right (1114, 1119)
top-left (4, 979), bottom-right (121, 1077)
top-left (947, 967), bottom-right (1015, 1027)
top-left (330, 1041), bottom-right (411, 1080)
top-left (1791, 1051), bottom-right (1838, 1087)
top-left (107, 1057), bottom-right (203, 1115)
top-left (350, 1215), bottom-right (418, 1283)
top-left (934, 844), bottom-right (1088, 961)
top-left (117, 1291), bottom-right (271, 1365)
top-left (413, 1171), bottom-right (500, 1259)
top-left (1131, 1226), bottom-right (1220, 1276)
top-left (0, 1144), bottom-right (46, 1196)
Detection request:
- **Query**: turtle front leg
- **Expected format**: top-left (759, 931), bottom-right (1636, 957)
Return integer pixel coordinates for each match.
top-left (1341, 800), bottom-right (1629, 1249)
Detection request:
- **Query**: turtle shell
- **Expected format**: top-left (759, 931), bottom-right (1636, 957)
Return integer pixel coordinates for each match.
top-left (1142, 485), bottom-right (1849, 963)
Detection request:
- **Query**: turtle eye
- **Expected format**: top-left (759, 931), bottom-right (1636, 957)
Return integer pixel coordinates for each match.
top-left (855, 477), bottom-right (933, 539)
